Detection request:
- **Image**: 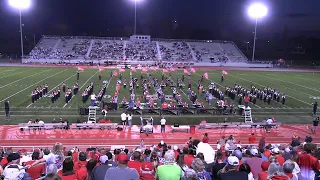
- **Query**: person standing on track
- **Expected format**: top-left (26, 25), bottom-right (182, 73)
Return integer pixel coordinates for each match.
top-left (311, 117), bottom-right (319, 134)
top-left (313, 102), bottom-right (318, 116)
top-left (4, 100), bottom-right (10, 120)
top-left (77, 71), bottom-right (80, 81)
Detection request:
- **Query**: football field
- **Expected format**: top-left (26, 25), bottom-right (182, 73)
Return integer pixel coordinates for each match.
top-left (0, 66), bottom-right (319, 124)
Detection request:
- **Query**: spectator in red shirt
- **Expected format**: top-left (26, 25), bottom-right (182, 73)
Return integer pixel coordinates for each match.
top-left (74, 152), bottom-right (88, 171)
top-left (72, 147), bottom-right (79, 163)
top-left (258, 161), bottom-right (270, 180)
top-left (184, 149), bottom-right (195, 168)
top-left (272, 148), bottom-right (285, 166)
top-left (249, 133), bottom-right (256, 144)
top-left (25, 152), bottom-right (45, 179)
top-left (57, 157), bottom-right (77, 180)
top-left (297, 143), bottom-right (320, 179)
top-left (127, 151), bottom-right (142, 175)
top-left (203, 133), bottom-right (209, 143)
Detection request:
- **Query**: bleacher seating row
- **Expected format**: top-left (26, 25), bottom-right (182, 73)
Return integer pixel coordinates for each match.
top-left (26, 36), bottom-right (248, 63)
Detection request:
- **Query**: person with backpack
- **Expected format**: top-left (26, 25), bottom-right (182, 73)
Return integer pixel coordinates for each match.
top-left (190, 158), bottom-right (212, 180)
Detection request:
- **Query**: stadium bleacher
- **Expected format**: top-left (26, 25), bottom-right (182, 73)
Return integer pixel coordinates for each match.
top-left (25, 35), bottom-right (253, 65)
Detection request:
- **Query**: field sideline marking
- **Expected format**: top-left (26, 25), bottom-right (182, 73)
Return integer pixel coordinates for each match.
top-left (0, 69), bottom-right (68, 103)
top-left (0, 68), bottom-right (20, 75)
top-left (226, 73), bottom-right (311, 106)
top-left (0, 68), bottom-right (37, 80)
top-left (265, 73), bottom-right (320, 93)
top-left (26, 73), bottom-right (76, 108)
top-left (254, 74), bottom-right (318, 97)
top-left (0, 69), bottom-right (51, 89)
top-left (63, 71), bottom-right (99, 108)
top-left (193, 72), bottom-right (262, 109)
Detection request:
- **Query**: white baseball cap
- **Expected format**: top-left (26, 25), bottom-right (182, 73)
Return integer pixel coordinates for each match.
top-left (250, 148), bottom-right (259, 156)
top-left (227, 156), bottom-right (239, 166)
top-left (173, 145), bottom-right (178, 151)
top-left (272, 147), bottom-right (280, 154)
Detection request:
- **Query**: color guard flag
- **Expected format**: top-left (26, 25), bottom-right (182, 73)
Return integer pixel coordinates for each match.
top-left (162, 69), bottom-right (169, 73)
top-left (113, 71), bottom-right (118, 76)
top-left (204, 72), bottom-right (209, 79)
top-left (222, 70), bottom-right (228, 75)
top-left (131, 67), bottom-right (137, 72)
top-left (119, 68), bottom-right (125, 72)
top-left (77, 67), bottom-right (84, 72)
top-left (99, 67), bottom-right (104, 72)
top-left (184, 69), bottom-right (190, 75)
top-left (190, 68), bottom-right (196, 73)
top-left (170, 67), bottom-right (176, 72)
top-left (151, 66), bottom-right (157, 71)
top-left (142, 68), bottom-right (148, 72)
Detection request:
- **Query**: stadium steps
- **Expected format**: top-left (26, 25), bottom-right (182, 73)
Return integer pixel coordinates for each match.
top-left (123, 41), bottom-right (127, 60)
top-left (53, 39), bottom-right (61, 51)
top-left (85, 39), bottom-right (95, 58)
top-left (156, 41), bottom-right (161, 60)
top-left (187, 42), bottom-right (197, 62)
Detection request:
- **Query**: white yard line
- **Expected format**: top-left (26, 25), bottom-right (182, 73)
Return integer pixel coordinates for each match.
top-left (0, 69), bottom-right (68, 103)
top-left (193, 72), bottom-right (262, 109)
top-left (26, 74), bottom-right (76, 108)
top-left (265, 73), bottom-right (320, 93)
top-left (226, 73), bottom-right (311, 106)
top-left (0, 69), bottom-right (51, 89)
top-left (62, 71), bottom-right (99, 108)
top-left (0, 68), bottom-right (36, 80)
top-left (0, 68), bottom-right (20, 75)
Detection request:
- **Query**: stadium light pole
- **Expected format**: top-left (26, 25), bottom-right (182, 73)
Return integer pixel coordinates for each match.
top-left (132, 0), bottom-right (141, 35)
top-left (248, 3), bottom-right (267, 61)
top-left (9, 0), bottom-right (31, 58)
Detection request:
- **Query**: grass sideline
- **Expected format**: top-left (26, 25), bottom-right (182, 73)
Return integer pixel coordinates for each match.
top-left (0, 66), bottom-right (318, 125)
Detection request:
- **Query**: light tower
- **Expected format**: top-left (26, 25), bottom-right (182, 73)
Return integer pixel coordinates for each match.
top-left (131, 0), bottom-right (141, 35)
top-left (9, 0), bottom-right (31, 58)
top-left (248, 3), bottom-right (268, 61)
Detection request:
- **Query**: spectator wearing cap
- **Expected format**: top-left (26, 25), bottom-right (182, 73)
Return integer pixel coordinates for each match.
top-left (191, 158), bottom-right (212, 180)
top-left (104, 153), bottom-right (139, 180)
top-left (140, 158), bottom-right (156, 180)
top-left (92, 152), bottom-right (116, 180)
top-left (267, 162), bottom-right (289, 180)
top-left (246, 148), bottom-right (263, 179)
top-left (3, 153), bottom-right (31, 180)
top-left (156, 151), bottom-right (182, 180)
top-left (297, 143), bottom-right (320, 179)
top-left (25, 151), bottom-right (45, 179)
top-left (128, 151), bottom-right (142, 175)
top-left (218, 156), bottom-right (248, 180)
top-left (19, 149), bottom-right (31, 166)
top-left (248, 133), bottom-right (256, 144)
top-left (282, 147), bottom-right (293, 161)
top-left (212, 150), bottom-right (226, 179)
top-left (239, 163), bottom-right (254, 180)
top-left (57, 157), bottom-right (76, 180)
top-left (283, 162), bottom-right (298, 180)
top-left (173, 145), bottom-right (179, 159)
top-left (258, 161), bottom-right (270, 180)
top-left (272, 148), bottom-right (285, 166)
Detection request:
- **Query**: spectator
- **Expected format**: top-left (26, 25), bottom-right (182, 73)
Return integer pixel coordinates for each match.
top-left (291, 137), bottom-right (301, 147)
top-left (297, 143), bottom-right (320, 179)
top-left (284, 153), bottom-right (300, 176)
top-left (57, 157), bottom-right (76, 180)
top-left (267, 163), bottom-right (288, 180)
top-left (104, 153), bottom-right (139, 180)
top-left (258, 161), bottom-right (270, 180)
top-left (193, 139), bottom-right (215, 171)
top-left (150, 152), bottom-right (161, 169)
top-left (218, 136), bottom-right (226, 146)
top-left (233, 149), bottom-right (243, 166)
top-left (140, 157), bottom-right (155, 180)
top-left (246, 148), bottom-right (263, 179)
top-left (305, 134), bottom-right (313, 143)
top-left (282, 147), bottom-right (292, 161)
top-left (184, 149), bottom-right (195, 168)
top-left (191, 158), bottom-right (212, 180)
top-left (272, 148), bottom-right (285, 166)
top-left (46, 164), bottom-right (58, 174)
top-left (258, 137), bottom-right (266, 150)
top-left (45, 173), bottom-right (62, 180)
top-left (177, 154), bottom-right (194, 177)
top-left (127, 112), bottom-right (133, 127)
top-left (19, 149), bottom-right (31, 166)
top-left (86, 159), bottom-right (97, 180)
top-left (156, 151), bottom-right (182, 180)
top-left (218, 156), bottom-right (248, 180)
top-left (128, 151), bottom-right (142, 175)
top-left (92, 152), bottom-right (116, 180)
top-left (239, 163), bottom-right (254, 180)
top-left (25, 151), bottom-right (45, 179)
top-left (203, 133), bottom-right (209, 143)
top-left (283, 162), bottom-right (298, 180)
top-left (211, 150), bottom-right (226, 179)
top-left (248, 133), bottom-right (256, 144)
top-left (74, 152), bottom-right (88, 180)
top-left (3, 153), bottom-right (31, 180)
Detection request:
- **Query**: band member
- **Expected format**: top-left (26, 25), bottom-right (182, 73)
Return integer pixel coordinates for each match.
top-left (51, 91), bottom-right (55, 103)
top-left (313, 102), bottom-right (318, 115)
top-left (99, 73), bottom-right (102, 81)
top-left (62, 82), bottom-right (66, 93)
top-left (221, 75), bottom-right (224, 83)
top-left (282, 94), bottom-right (286, 104)
top-left (123, 78), bottom-right (127, 89)
top-left (73, 82), bottom-right (79, 95)
top-left (77, 72), bottom-right (80, 81)
top-left (4, 100), bottom-right (10, 119)
top-left (44, 83), bottom-right (48, 95)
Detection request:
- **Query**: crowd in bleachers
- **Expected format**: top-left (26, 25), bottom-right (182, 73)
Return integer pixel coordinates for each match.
top-left (89, 40), bottom-right (124, 60)
top-left (0, 133), bottom-right (319, 180)
top-left (125, 41), bottom-right (157, 61)
top-left (159, 42), bottom-right (193, 62)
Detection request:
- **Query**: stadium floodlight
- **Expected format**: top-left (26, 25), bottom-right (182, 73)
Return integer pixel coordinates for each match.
top-left (247, 3), bottom-right (268, 61)
top-left (131, 0), bottom-right (142, 35)
top-left (9, 0), bottom-right (32, 58)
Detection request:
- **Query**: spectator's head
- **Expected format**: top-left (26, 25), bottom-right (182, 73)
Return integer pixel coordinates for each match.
top-left (250, 148), bottom-right (259, 157)
top-left (86, 159), bottom-right (98, 173)
top-left (233, 150), bottom-right (243, 160)
top-left (164, 151), bottom-right (175, 164)
top-left (239, 163), bottom-right (251, 175)
top-left (267, 163), bottom-right (285, 177)
top-left (196, 153), bottom-right (205, 162)
top-left (226, 156), bottom-right (239, 171)
top-left (182, 148), bottom-right (189, 155)
top-left (79, 152), bottom-right (87, 161)
top-left (133, 151), bottom-right (141, 161)
top-left (117, 153), bottom-right (129, 165)
top-left (45, 173), bottom-right (62, 180)
top-left (191, 158), bottom-right (205, 173)
top-left (31, 152), bottom-right (40, 160)
top-left (283, 162), bottom-right (295, 174)
top-left (62, 157), bottom-right (74, 173)
top-left (304, 143), bottom-right (317, 154)
top-left (176, 154), bottom-right (186, 167)
top-left (251, 133), bottom-right (254, 136)
top-left (53, 142), bottom-right (63, 156)
top-left (272, 147), bottom-right (280, 154)
top-left (7, 153), bottom-right (20, 164)
top-left (261, 161), bottom-right (270, 171)
top-left (46, 164), bottom-right (58, 174)
top-left (43, 148), bottom-right (50, 155)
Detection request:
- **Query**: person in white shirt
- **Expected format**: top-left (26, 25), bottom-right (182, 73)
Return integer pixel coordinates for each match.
top-left (121, 112), bottom-right (127, 128)
top-left (194, 139), bottom-right (215, 171)
top-left (160, 117), bottom-right (166, 133)
top-left (91, 93), bottom-right (96, 106)
top-left (19, 149), bottom-right (31, 166)
top-left (266, 117), bottom-right (273, 133)
top-left (127, 113), bottom-right (133, 127)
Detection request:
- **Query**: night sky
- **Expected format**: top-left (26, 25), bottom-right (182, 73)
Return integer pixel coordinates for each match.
top-left (1, 0), bottom-right (320, 53)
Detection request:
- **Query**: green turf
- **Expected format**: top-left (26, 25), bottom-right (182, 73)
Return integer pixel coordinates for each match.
top-left (0, 66), bottom-right (319, 125)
